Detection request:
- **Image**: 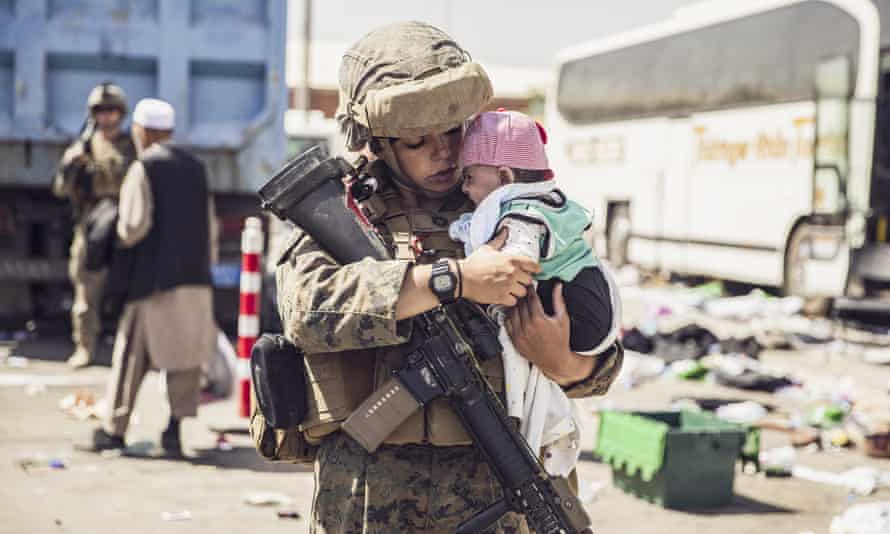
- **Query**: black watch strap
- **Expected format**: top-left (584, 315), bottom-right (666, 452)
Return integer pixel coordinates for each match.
top-left (429, 259), bottom-right (459, 305)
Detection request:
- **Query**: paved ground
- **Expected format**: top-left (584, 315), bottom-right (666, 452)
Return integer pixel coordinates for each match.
top-left (1, 302), bottom-right (889, 534)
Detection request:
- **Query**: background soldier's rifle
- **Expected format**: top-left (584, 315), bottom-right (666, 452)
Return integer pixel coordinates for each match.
top-left (258, 146), bottom-right (594, 534)
top-left (57, 117), bottom-right (97, 218)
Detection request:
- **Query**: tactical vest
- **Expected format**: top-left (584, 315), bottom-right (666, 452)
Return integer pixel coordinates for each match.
top-left (297, 172), bottom-right (506, 447)
top-left (89, 131), bottom-right (137, 199)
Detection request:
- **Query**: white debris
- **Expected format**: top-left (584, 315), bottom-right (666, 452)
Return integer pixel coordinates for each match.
top-left (830, 501), bottom-right (890, 534)
top-left (243, 492), bottom-right (293, 507)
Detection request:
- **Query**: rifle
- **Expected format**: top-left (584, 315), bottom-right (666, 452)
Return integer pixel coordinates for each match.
top-left (55, 117), bottom-right (97, 217)
top-left (258, 146), bottom-right (594, 534)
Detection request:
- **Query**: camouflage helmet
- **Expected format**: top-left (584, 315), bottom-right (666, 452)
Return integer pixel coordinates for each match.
top-left (86, 82), bottom-right (127, 114)
top-left (336, 21), bottom-right (493, 152)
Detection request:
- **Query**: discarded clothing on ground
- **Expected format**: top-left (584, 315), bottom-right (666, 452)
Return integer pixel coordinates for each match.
top-left (622, 323), bottom-right (763, 362)
top-left (712, 357), bottom-right (794, 393)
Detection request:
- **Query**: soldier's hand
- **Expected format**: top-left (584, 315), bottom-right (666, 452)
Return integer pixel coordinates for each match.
top-left (505, 282), bottom-right (595, 386)
top-left (459, 228), bottom-right (540, 306)
top-left (64, 144), bottom-right (87, 165)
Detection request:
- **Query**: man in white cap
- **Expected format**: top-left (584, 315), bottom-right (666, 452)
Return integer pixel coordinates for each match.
top-left (84, 98), bottom-right (217, 456)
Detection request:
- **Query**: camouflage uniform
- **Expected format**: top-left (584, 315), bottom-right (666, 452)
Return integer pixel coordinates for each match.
top-left (314, 433), bottom-right (525, 533)
top-left (275, 22), bottom-right (623, 534)
top-left (52, 84), bottom-right (137, 367)
top-left (277, 186), bottom-right (622, 534)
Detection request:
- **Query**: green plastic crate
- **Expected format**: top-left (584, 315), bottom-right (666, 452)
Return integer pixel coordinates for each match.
top-left (595, 411), bottom-right (748, 509)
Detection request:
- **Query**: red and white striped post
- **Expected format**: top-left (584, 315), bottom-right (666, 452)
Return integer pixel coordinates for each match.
top-left (237, 217), bottom-right (264, 418)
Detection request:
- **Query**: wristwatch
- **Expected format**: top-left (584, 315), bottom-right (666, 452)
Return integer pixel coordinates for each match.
top-left (428, 259), bottom-right (459, 305)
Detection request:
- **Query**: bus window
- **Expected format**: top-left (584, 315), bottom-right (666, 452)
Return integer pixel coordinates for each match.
top-left (557, 1), bottom-right (859, 125)
top-left (813, 56), bottom-right (851, 214)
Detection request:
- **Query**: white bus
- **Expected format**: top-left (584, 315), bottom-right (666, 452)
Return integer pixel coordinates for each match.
top-left (547, 0), bottom-right (890, 298)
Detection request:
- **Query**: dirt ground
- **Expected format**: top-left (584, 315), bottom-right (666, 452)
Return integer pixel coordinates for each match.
top-left (1, 292), bottom-right (889, 534)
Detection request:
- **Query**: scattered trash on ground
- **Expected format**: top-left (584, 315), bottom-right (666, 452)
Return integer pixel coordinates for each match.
top-left (830, 501), bottom-right (890, 534)
top-left (715, 401), bottom-right (768, 425)
top-left (759, 446), bottom-right (795, 477)
top-left (58, 390), bottom-right (105, 421)
top-left (18, 453), bottom-right (68, 472)
top-left (160, 510), bottom-right (192, 521)
top-left (668, 359), bottom-right (709, 381)
top-left (243, 492), bottom-right (293, 507)
top-left (702, 289), bottom-right (803, 321)
top-left (615, 352), bottom-right (665, 389)
top-left (792, 465), bottom-right (890, 496)
top-left (277, 510), bottom-right (302, 520)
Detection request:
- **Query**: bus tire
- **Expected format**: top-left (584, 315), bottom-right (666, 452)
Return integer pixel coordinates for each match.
top-left (607, 205), bottom-right (631, 267)
top-left (783, 222), bottom-right (830, 314)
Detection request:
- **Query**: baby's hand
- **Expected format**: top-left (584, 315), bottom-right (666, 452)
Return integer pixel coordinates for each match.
top-left (459, 228), bottom-right (539, 307)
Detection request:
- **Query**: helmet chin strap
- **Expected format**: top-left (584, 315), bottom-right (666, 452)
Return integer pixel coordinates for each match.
top-left (377, 138), bottom-right (461, 200)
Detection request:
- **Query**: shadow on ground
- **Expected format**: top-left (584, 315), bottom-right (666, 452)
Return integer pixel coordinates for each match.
top-left (680, 494), bottom-right (795, 515)
top-left (111, 441), bottom-right (310, 473)
top-left (188, 446), bottom-right (311, 473)
top-left (10, 337), bottom-right (114, 366)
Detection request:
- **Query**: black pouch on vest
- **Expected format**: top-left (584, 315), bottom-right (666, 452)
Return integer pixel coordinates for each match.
top-left (250, 334), bottom-right (307, 429)
top-left (249, 334), bottom-right (317, 464)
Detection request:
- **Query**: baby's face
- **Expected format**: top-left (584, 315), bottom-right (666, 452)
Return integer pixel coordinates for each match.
top-left (461, 165), bottom-right (505, 205)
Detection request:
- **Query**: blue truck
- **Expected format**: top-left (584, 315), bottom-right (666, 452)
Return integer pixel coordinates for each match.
top-left (0, 0), bottom-right (287, 332)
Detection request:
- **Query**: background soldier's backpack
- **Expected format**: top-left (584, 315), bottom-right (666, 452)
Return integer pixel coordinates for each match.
top-left (248, 334), bottom-right (317, 464)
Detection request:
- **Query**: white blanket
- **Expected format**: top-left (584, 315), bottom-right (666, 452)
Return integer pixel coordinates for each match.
top-left (450, 182), bottom-right (582, 477)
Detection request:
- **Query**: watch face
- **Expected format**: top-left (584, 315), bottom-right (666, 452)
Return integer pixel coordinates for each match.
top-left (433, 275), bottom-right (454, 293)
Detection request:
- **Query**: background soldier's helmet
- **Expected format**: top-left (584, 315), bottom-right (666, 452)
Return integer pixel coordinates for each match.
top-left (335, 21), bottom-right (493, 152)
top-left (86, 83), bottom-right (127, 115)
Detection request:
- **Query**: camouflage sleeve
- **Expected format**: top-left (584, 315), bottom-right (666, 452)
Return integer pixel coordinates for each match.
top-left (563, 343), bottom-right (624, 399)
top-left (275, 228), bottom-right (413, 353)
top-left (51, 142), bottom-right (84, 198)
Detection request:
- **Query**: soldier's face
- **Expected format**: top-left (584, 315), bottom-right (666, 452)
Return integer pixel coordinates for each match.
top-left (391, 127), bottom-right (462, 194)
top-left (93, 108), bottom-right (123, 133)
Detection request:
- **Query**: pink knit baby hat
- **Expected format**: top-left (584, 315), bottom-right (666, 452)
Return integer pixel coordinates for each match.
top-left (460, 109), bottom-right (553, 179)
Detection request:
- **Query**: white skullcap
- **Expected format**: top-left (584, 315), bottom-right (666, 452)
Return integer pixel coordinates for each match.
top-left (132, 98), bottom-right (175, 130)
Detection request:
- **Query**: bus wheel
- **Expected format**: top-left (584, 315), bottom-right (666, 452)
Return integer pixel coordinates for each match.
top-left (607, 205), bottom-right (631, 267)
top-left (783, 223), bottom-right (829, 314)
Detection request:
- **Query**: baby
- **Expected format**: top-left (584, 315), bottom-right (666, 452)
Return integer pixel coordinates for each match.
top-left (450, 110), bottom-right (621, 477)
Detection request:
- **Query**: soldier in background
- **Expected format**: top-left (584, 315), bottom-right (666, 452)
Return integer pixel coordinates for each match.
top-left (52, 83), bottom-right (137, 369)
